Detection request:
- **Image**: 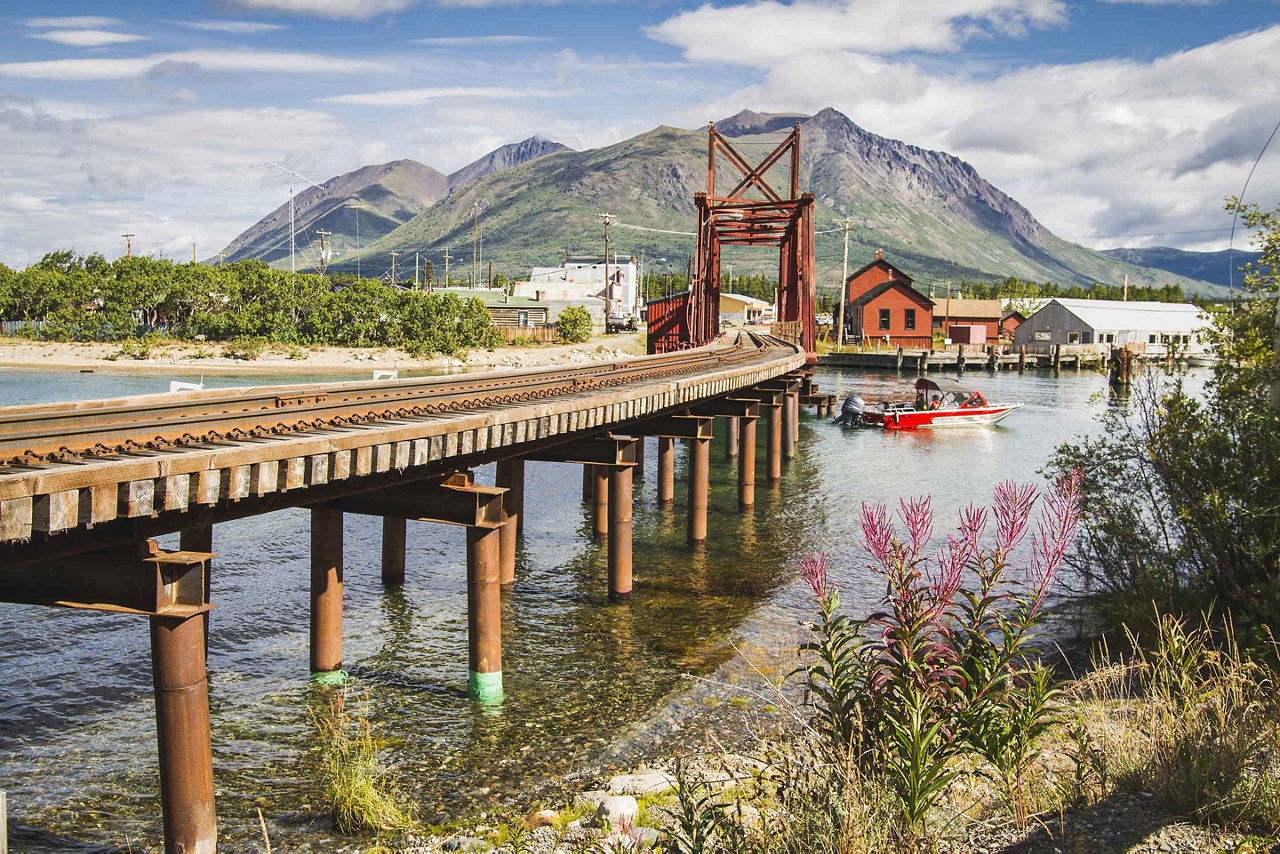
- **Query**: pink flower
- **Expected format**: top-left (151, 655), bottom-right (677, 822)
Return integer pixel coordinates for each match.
top-left (799, 552), bottom-right (831, 602)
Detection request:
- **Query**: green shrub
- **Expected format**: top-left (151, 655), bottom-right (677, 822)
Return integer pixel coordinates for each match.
top-left (222, 336), bottom-right (266, 361)
top-left (311, 691), bottom-right (415, 834)
top-left (556, 305), bottom-right (593, 344)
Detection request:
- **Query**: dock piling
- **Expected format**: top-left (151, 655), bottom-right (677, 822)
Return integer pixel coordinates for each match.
top-left (766, 402), bottom-right (782, 486)
top-left (496, 459), bottom-right (523, 585)
top-left (592, 465), bottom-right (609, 539)
top-left (725, 416), bottom-right (739, 459)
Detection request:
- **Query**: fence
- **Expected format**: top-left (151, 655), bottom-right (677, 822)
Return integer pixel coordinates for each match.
top-left (769, 321), bottom-right (803, 346)
top-left (495, 324), bottom-right (559, 344)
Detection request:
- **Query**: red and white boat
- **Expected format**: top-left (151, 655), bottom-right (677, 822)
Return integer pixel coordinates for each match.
top-left (836, 377), bottom-right (1021, 430)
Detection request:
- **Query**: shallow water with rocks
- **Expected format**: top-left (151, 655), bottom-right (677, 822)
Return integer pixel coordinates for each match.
top-left (0, 364), bottom-right (1139, 850)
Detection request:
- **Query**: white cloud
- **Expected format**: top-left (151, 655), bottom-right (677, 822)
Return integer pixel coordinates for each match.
top-left (29, 29), bottom-right (149, 48)
top-left (25, 16), bottom-right (120, 28)
top-left (413, 35), bottom-right (551, 46)
top-left (320, 86), bottom-right (555, 106)
top-left (0, 49), bottom-right (393, 80)
top-left (226, 0), bottom-right (418, 18)
top-left (172, 20), bottom-right (286, 34)
top-left (648, 0), bottom-right (1068, 65)
top-left (1098, 0), bottom-right (1221, 5)
top-left (662, 24), bottom-right (1280, 249)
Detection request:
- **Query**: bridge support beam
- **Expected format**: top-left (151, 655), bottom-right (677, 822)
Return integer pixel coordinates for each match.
top-left (725, 416), bottom-right (739, 458)
top-left (151, 610), bottom-right (217, 854)
top-left (635, 436), bottom-right (645, 480)
top-left (765, 402), bottom-right (783, 486)
top-left (180, 524), bottom-right (213, 654)
top-left (496, 459), bottom-right (524, 586)
top-left (607, 464), bottom-right (633, 599)
top-left (592, 465), bottom-right (609, 539)
top-left (739, 416), bottom-right (756, 510)
top-left (310, 509), bottom-right (344, 675)
top-left (658, 437), bottom-right (675, 505)
top-left (467, 523), bottom-right (503, 705)
top-left (582, 465), bottom-right (593, 502)
top-left (687, 437), bottom-right (710, 548)
top-left (381, 517), bottom-right (406, 585)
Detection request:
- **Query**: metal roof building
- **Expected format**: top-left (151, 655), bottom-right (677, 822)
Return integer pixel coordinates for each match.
top-left (1014, 298), bottom-right (1211, 353)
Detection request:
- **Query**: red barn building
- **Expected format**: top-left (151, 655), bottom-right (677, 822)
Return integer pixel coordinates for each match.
top-left (1000, 310), bottom-right (1025, 341)
top-left (847, 280), bottom-right (934, 347)
top-left (843, 249), bottom-right (914, 303)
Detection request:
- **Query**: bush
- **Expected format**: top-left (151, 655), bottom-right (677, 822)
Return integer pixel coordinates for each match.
top-left (222, 336), bottom-right (266, 361)
top-left (556, 305), bottom-right (593, 344)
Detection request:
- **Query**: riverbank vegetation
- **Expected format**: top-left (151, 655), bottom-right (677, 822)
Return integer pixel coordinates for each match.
top-left (0, 253), bottom-right (502, 356)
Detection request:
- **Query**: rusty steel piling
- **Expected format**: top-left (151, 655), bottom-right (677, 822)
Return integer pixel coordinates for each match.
top-left (466, 524), bottom-right (503, 704)
top-left (657, 437), bottom-right (675, 505)
top-left (150, 611), bottom-right (217, 854)
top-left (309, 509), bottom-right (344, 674)
top-left (687, 437), bottom-right (710, 547)
top-left (607, 464), bottom-right (633, 599)
top-left (495, 459), bottom-right (523, 585)
top-left (380, 517), bottom-right (406, 585)
top-left (739, 416), bottom-right (756, 510)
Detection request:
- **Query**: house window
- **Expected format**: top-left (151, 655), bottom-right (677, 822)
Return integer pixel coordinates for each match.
top-left (879, 308), bottom-right (891, 330)
top-left (904, 308), bottom-right (916, 330)
top-left (1149, 334), bottom-right (1157, 344)
top-left (517, 310), bottom-right (529, 327)
top-left (1067, 332), bottom-right (1081, 344)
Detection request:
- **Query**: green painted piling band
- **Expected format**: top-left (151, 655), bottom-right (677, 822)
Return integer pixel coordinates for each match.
top-left (468, 670), bottom-right (503, 705)
top-left (310, 669), bottom-right (349, 686)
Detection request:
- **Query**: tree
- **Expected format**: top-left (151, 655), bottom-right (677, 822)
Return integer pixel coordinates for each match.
top-left (556, 305), bottom-right (593, 343)
top-left (1048, 199), bottom-right (1280, 645)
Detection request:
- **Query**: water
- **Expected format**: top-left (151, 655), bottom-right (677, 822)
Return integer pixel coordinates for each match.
top-left (0, 365), bottom-right (1117, 850)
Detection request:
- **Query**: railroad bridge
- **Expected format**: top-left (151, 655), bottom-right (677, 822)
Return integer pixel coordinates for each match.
top-left (0, 125), bottom-right (829, 853)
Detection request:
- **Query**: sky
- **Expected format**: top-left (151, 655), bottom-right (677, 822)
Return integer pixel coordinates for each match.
top-left (0, 0), bottom-right (1277, 268)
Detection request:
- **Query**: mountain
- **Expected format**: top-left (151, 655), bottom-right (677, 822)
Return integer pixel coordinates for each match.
top-left (447, 136), bottom-right (571, 194)
top-left (219, 136), bottom-right (571, 267)
top-left (218, 159), bottom-right (449, 266)
top-left (353, 107), bottom-right (1224, 295)
top-left (1101, 246), bottom-right (1260, 289)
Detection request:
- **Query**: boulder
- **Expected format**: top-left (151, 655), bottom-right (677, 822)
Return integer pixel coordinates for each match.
top-left (525, 808), bottom-right (559, 829)
top-left (573, 789), bottom-right (609, 811)
top-left (607, 770), bottom-right (676, 796)
top-left (595, 794), bottom-right (639, 833)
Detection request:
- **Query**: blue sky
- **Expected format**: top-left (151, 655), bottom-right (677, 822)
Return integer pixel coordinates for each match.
top-left (0, 0), bottom-right (1277, 267)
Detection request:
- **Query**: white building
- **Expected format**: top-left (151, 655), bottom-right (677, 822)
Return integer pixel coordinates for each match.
top-left (1013, 298), bottom-right (1212, 354)
top-left (513, 255), bottom-right (640, 326)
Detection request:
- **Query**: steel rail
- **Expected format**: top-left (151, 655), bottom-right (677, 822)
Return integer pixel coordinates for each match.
top-left (0, 334), bottom-right (790, 466)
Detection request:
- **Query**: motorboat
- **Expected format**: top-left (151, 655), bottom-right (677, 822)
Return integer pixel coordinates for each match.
top-left (836, 377), bottom-right (1021, 430)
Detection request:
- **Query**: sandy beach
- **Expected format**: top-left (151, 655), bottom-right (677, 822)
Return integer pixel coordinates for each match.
top-left (0, 334), bottom-right (649, 377)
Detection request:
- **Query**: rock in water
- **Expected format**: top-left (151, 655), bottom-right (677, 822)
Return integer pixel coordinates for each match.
top-left (608, 770), bottom-right (676, 796)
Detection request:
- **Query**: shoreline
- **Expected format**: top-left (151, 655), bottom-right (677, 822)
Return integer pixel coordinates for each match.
top-left (0, 335), bottom-right (648, 378)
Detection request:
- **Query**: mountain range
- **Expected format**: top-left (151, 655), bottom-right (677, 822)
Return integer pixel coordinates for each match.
top-left (218, 137), bottom-right (569, 267)
top-left (1101, 247), bottom-right (1260, 289)
top-left (221, 108), bottom-right (1231, 296)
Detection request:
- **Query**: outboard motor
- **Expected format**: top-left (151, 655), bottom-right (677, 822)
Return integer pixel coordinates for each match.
top-left (836, 395), bottom-right (865, 426)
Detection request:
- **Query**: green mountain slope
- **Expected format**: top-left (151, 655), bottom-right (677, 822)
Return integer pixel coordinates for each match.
top-left (349, 108), bottom-right (1223, 296)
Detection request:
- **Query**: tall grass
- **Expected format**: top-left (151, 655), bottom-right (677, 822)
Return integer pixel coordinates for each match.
top-left (311, 691), bottom-right (416, 834)
top-left (1067, 613), bottom-right (1280, 834)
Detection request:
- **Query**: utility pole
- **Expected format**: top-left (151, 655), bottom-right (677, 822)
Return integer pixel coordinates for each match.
top-left (443, 247), bottom-right (453, 287)
top-left (944, 281), bottom-right (953, 342)
top-left (1123, 273), bottom-right (1129, 301)
top-left (390, 251), bottom-right (400, 283)
top-left (472, 201), bottom-right (480, 288)
top-left (414, 251), bottom-right (419, 289)
top-left (316, 230), bottom-right (331, 275)
top-left (122, 233), bottom-right (136, 258)
top-left (488, 261), bottom-right (493, 290)
top-left (217, 253), bottom-right (225, 266)
top-left (597, 212), bottom-right (616, 318)
top-left (267, 162), bottom-right (324, 280)
top-left (836, 218), bottom-right (853, 349)
top-left (346, 202), bottom-right (370, 280)
top-left (192, 243), bottom-right (197, 264)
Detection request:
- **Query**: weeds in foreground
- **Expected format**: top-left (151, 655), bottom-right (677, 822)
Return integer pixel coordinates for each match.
top-left (310, 691), bottom-right (416, 834)
top-left (1067, 613), bottom-right (1280, 834)
top-left (797, 473), bottom-right (1082, 840)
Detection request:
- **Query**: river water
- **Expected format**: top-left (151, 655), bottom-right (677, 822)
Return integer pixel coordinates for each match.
top-left (0, 364), bottom-right (1118, 851)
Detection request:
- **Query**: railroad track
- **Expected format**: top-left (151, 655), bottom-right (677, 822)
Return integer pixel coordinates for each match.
top-left (0, 333), bottom-right (789, 467)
